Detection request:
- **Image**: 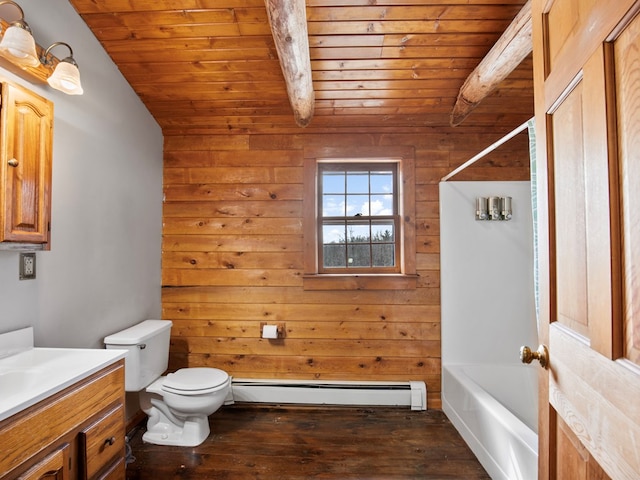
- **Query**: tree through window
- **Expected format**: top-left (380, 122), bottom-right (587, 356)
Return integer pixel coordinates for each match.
top-left (318, 162), bottom-right (400, 273)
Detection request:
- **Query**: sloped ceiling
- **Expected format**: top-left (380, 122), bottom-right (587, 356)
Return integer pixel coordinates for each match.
top-left (68, 0), bottom-right (533, 135)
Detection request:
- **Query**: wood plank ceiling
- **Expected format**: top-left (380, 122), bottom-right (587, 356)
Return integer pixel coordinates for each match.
top-left (67, 0), bottom-right (533, 135)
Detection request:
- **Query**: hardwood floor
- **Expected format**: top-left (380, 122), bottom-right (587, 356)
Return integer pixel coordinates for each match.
top-left (125, 405), bottom-right (490, 479)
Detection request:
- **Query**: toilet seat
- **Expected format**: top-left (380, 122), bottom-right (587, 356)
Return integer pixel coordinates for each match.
top-left (162, 367), bottom-right (229, 395)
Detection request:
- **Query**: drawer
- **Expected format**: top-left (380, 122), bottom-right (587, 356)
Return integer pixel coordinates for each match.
top-left (17, 444), bottom-right (69, 480)
top-left (96, 457), bottom-right (125, 480)
top-left (79, 404), bottom-right (124, 480)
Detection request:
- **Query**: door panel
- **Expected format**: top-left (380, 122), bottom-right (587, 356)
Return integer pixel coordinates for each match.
top-left (545, 0), bottom-right (598, 71)
top-left (550, 324), bottom-right (640, 478)
top-left (533, 0), bottom-right (640, 478)
top-left (551, 80), bottom-right (589, 338)
top-left (616, 14), bottom-right (640, 366)
top-left (556, 416), bottom-right (608, 480)
top-left (581, 44), bottom-right (621, 360)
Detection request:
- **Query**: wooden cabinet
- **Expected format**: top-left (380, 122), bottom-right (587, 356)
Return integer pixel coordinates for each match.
top-left (17, 444), bottom-right (70, 480)
top-left (79, 405), bottom-right (125, 480)
top-left (0, 361), bottom-right (126, 480)
top-left (0, 80), bottom-right (53, 249)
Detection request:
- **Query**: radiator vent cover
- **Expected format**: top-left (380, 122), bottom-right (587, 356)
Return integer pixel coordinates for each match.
top-left (229, 379), bottom-right (427, 410)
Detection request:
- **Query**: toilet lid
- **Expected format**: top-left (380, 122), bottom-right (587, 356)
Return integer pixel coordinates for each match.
top-left (162, 368), bottom-right (229, 394)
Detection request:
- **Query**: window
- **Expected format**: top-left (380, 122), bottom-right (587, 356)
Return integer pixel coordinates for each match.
top-left (303, 147), bottom-right (416, 291)
top-left (318, 162), bottom-right (400, 273)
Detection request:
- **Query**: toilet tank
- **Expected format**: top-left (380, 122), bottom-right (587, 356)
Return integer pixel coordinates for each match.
top-left (104, 320), bottom-right (172, 392)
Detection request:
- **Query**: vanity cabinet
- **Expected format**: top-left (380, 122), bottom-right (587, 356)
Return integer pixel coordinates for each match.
top-left (0, 80), bottom-right (53, 249)
top-left (0, 360), bottom-right (126, 480)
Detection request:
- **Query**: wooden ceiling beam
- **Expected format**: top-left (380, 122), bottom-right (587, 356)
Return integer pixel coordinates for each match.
top-left (449, 0), bottom-right (532, 127)
top-left (264, 0), bottom-right (315, 127)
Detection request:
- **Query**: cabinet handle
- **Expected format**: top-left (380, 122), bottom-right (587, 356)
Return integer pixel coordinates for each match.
top-left (7, 158), bottom-right (18, 167)
top-left (104, 436), bottom-right (116, 446)
top-left (41, 470), bottom-right (62, 479)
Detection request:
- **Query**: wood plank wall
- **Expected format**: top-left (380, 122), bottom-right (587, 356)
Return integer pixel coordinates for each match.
top-left (162, 128), bottom-right (530, 409)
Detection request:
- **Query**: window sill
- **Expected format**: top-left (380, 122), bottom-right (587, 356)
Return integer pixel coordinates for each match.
top-left (302, 274), bottom-right (418, 291)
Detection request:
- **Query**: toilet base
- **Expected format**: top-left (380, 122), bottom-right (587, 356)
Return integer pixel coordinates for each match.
top-left (142, 414), bottom-right (210, 447)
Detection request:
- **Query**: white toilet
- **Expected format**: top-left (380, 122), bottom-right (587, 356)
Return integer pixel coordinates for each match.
top-left (104, 319), bottom-right (231, 447)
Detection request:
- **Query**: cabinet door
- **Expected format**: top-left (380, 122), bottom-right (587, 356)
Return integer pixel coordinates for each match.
top-left (17, 444), bottom-right (69, 480)
top-left (79, 404), bottom-right (125, 480)
top-left (0, 82), bottom-right (53, 244)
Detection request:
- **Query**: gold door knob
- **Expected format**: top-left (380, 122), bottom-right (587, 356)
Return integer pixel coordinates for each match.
top-left (7, 158), bottom-right (18, 167)
top-left (520, 344), bottom-right (549, 369)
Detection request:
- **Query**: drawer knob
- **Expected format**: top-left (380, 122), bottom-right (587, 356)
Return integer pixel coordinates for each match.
top-left (104, 436), bottom-right (116, 446)
top-left (7, 158), bottom-right (18, 167)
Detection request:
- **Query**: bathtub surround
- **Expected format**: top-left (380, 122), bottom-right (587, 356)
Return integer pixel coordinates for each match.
top-left (440, 181), bottom-right (538, 479)
top-left (439, 181), bottom-right (537, 365)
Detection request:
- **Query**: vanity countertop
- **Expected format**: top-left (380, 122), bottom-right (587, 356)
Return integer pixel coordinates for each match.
top-left (0, 327), bottom-right (127, 422)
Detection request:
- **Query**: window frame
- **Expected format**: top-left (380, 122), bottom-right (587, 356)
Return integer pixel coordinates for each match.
top-left (303, 146), bottom-right (417, 291)
top-left (317, 161), bottom-right (401, 274)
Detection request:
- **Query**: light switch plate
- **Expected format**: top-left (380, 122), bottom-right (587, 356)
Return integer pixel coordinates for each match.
top-left (19, 252), bottom-right (36, 280)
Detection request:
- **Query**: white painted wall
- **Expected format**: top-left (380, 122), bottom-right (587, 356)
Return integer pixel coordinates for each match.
top-left (440, 181), bottom-right (538, 365)
top-left (0, 1), bottom-right (163, 348)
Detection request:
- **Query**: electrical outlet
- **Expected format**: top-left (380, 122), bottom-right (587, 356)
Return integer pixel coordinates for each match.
top-left (19, 253), bottom-right (36, 280)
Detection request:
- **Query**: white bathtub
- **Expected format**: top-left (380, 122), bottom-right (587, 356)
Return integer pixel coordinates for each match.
top-left (442, 364), bottom-right (538, 480)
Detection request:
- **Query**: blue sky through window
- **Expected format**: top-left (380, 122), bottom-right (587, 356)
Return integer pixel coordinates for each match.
top-left (321, 168), bottom-right (395, 244)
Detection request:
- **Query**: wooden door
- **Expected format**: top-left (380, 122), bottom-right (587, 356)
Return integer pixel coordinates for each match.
top-left (0, 82), bottom-right (53, 245)
top-left (532, 0), bottom-right (640, 478)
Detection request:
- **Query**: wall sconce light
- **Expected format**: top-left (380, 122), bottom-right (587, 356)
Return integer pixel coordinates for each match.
top-left (0, 1), bottom-right (82, 95)
top-left (475, 195), bottom-right (512, 221)
top-left (0, 0), bottom-right (38, 67)
top-left (40, 42), bottom-right (83, 95)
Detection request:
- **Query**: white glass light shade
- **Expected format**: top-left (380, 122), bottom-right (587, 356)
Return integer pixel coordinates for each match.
top-left (47, 60), bottom-right (83, 95)
top-left (0, 24), bottom-right (39, 67)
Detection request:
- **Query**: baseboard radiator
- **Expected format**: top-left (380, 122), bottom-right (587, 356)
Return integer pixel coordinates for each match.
top-left (228, 379), bottom-right (427, 411)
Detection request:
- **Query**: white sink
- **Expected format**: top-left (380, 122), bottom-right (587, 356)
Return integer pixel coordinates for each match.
top-left (0, 370), bottom-right (39, 391)
top-left (0, 328), bottom-right (127, 422)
